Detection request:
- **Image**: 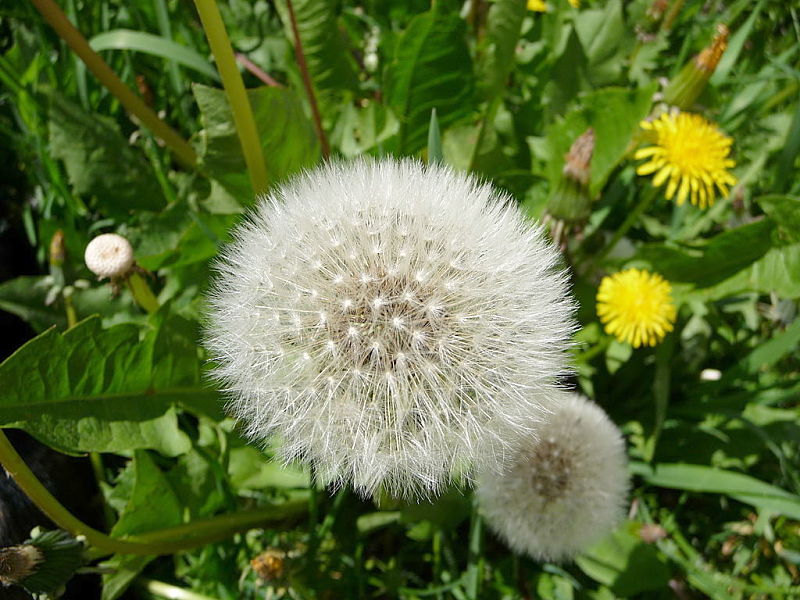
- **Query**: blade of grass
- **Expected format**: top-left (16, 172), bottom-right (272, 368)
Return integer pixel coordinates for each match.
top-left (152, 0), bottom-right (184, 95)
top-left (89, 29), bottom-right (220, 81)
top-left (193, 0), bottom-right (269, 193)
top-left (30, 0), bottom-right (197, 169)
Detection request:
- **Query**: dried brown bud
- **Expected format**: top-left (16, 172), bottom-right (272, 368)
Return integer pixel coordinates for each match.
top-left (562, 128), bottom-right (595, 187)
top-left (638, 523), bottom-right (667, 543)
top-left (49, 230), bottom-right (66, 268)
top-left (695, 24), bottom-right (729, 73)
top-left (251, 549), bottom-right (285, 581)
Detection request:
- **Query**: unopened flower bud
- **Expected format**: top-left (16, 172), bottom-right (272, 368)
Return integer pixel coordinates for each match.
top-left (0, 545), bottom-right (43, 586)
top-left (84, 233), bottom-right (135, 280)
top-left (49, 230), bottom-right (66, 269)
top-left (663, 24), bottom-right (729, 109)
top-left (546, 128), bottom-right (595, 224)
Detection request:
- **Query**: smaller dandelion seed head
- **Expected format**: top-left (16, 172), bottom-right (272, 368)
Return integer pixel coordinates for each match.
top-left (476, 391), bottom-right (629, 563)
top-left (634, 111), bottom-right (737, 209)
top-left (596, 268), bottom-right (676, 348)
top-left (84, 233), bottom-right (135, 280)
top-left (0, 545), bottom-right (43, 585)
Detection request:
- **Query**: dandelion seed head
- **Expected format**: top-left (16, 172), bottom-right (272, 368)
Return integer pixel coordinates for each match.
top-left (84, 233), bottom-right (135, 280)
top-left (205, 158), bottom-right (576, 498)
top-left (476, 391), bottom-right (628, 562)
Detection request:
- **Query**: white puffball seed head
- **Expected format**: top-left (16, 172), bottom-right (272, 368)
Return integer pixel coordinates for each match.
top-left (84, 233), bottom-right (135, 279)
top-left (205, 158), bottom-right (576, 499)
top-left (476, 391), bottom-right (629, 562)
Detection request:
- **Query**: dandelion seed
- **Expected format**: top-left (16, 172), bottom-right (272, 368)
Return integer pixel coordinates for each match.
top-left (476, 391), bottom-right (628, 562)
top-left (204, 158), bottom-right (576, 499)
top-left (635, 111), bottom-right (736, 208)
top-left (596, 268), bottom-right (676, 348)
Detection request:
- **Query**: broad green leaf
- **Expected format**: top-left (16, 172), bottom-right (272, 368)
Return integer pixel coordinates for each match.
top-left (476, 0), bottom-right (527, 101)
top-left (573, 0), bottom-right (625, 85)
top-left (636, 219), bottom-right (775, 288)
top-left (0, 316), bottom-right (214, 455)
top-left (543, 27), bottom-right (588, 118)
top-left (112, 450), bottom-right (183, 537)
top-left (756, 195), bottom-right (800, 242)
top-left (47, 91), bottom-right (165, 214)
top-left (101, 451), bottom-right (182, 600)
top-left (384, 5), bottom-right (475, 154)
top-left (631, 462), bottom-right (800, 520)
top-left (543, 85), bottom-right (655, 196)
top-left (742, 316), bottom-right (800, 372)
top-left (576, 521), bottom-right (670, 596)
top-left (193, 84), bottom-right (320, 201)
top-left (89, 29), bottom-right (219, 81)
top-left (228, 446), bottom-right (309, 491)
top-left (168, 448), bottom-right (228, 518)
top-left (100, 555), bottom-right (154, 600)
top-left (274, 0), bottom-right (359, 94)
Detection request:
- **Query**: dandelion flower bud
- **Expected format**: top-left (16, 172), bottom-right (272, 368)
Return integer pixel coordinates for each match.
top-left (205, 158), bottom-right (576, 499)
top-left (476, 391), bottom-right (628, 562)
top-left (84, 233), bottom-right (135, 280)
top-left (0, 545), bottom-right (43, 586)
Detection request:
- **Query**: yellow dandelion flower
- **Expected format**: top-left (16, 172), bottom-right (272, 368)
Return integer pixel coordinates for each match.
top-left (568, 0), bottom-right (580, 7)
top-left (596, 269), bottom-right (676, 348)
top-left (527, 0), bottom-right (548, 12)
top-left (634, 111), bottom-right (736, 209)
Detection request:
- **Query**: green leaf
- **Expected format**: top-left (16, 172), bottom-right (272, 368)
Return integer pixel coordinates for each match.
top-left (193, 84), bottom-right (320, 201)
top-left (228, 446), bottom-right (309, 491)
top-left (112, 450), bottom-right (183, 537)
top-left (756, 195), bottom-right (800, 242)
top-left (47, 91), bottom-right (165, 214)
top-left (631, 462), bottom-right (800, 520)
top-left (742, 316), bottom-right (800, 372)
top-left (88, 29), bottom-right (219, 81)
top-left (168, 448), bottom-right (228, 518)
top-left (385, 6), bottom-right (475, 154)
top-left (573, 0), bottom-right (625, 84)
top-left (274, 0), bottom-right (359, 93)
top-left (100, 555), bottom-right (154, 600)
top-left (544, 27), bottom-right (588, 117)
top-left (0, 316), bottom-right (213, 455)
top-left (476, 0), bottom-right (527, 100)
top-left (575, 522), bottom-right (670, 596)
top-left (0, 276), bottom-right (67, 331)
top-left (636, 219), bottom-right (775, 288)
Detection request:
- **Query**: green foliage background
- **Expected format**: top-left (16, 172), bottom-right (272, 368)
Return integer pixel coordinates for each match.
top-left (0, 0), bottom-right (799, 598)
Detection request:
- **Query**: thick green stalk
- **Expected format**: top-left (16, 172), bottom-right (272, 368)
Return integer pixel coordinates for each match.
top-left (30, 0), bottom-right (197, 169)
top-left (140, 579), bottom-right (220, 600)
top-left (127, 272), bottom-right (160, 314)
top-left (0, 430), bottom-right (306, 556)
top-left (193, 0), bottom-right (269, 193)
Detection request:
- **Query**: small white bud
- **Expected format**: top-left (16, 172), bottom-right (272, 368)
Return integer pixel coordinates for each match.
top-left (84, 233), bottom-right (134, 279)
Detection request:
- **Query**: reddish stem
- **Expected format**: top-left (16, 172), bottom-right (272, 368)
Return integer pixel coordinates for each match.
top-left (285, 0), bottom-right (330, 158)
top-left (235, 53), bottom-right (284, 88)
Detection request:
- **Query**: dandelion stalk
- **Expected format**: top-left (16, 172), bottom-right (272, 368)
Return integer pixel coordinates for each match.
top-left (285, 0), bottom-right (330, 158)
top-left (193, 0), bottom-right (269, 194)
top-left (139, 579), bottom-right (220, 600)
top-left (127, 272), bottom-right (160, 314)
top-left (0, 430), bottom-right (306, 556)
top-left (30, 0), bottom-right (197, 169)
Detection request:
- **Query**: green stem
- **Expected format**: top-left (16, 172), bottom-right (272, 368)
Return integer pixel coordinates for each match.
top-left (0, 430), bottom-right (306, 556)
top-left (193, 0), bottom-right (269, 193)
top-left (464, 500), bottom-right (483, 600)
top-left (140, 578), bottom-right (220, 600)
top-left (285, 0), bottom-right (330, 158)
top-left (30, 0), bottom-right (197, 169)
top-left (63, 293), bottom-right (78, 329)
top-left (594, 186), bottom-right (659, 264)
top-left (645, 330), bottom-right (675, 462)
top-left (89, 452), bottom-right (115, 530)
top-left (127, 272), bottom-right (160, 314)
